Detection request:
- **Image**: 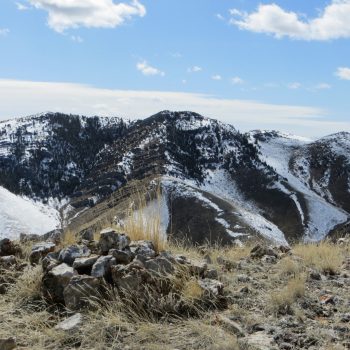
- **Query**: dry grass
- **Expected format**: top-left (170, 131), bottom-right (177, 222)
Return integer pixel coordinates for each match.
top-left (293, 241), bottom-right (346, 274)
top-left (277, 256), bottom-right (303, 277)
top-left (269, 274), bottom-right (306, 315)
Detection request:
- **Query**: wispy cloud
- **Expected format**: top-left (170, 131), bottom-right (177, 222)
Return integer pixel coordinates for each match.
top-left (0, 28), bottom-right (10, 37)
top-left (187, 66), bottom-right (202, 73)
top-left (231, 76), bottom-right (244, 85)
top-left (288, 82), bottom-right (302, 90)
top-left (137, 61), bottom-right (165, 76)
top-left (336, 67), bottom-right (350, 80)
top-left (229, 1), bottom-right (350, 41)
top-left (212, 75), bottom-right (222, 81)
top-left (0, 79), bottom-right (346, 137)
top-left (26, 0), bottom-right (146, 33)
top-left (16, 2), bottom-right (29, 11)
top-left (315, 83), bottom-right (331, 90)
top-left (70, 35), bottom-right (83, 43)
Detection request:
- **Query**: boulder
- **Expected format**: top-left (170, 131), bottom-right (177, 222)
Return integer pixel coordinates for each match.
top-left (73, 255), bottom-right (99, 274)
top-left (63, 275), bottom-right (102, 310)
top-left (130, 240), bottom-right (156, 258)
top-left (144, 257), bottom-right (175, 275)
top-left (41, 252), bottom-right (60, 272)
top-left (0, 239), bottom-right (20, 257)
top-left (29, 242), bottom-right (56, 265)
top-left (58, 245), bottom-right (91, 266)
top-left (108, 249), bottom-right (134, 264)
top-left (0, 255), bottom-right (17, 268)
top-left (42, 263), bottom-right (74, 303)
top-left (91, 255), bottom-right (116, 279)
top-left (99, 228), bottom-right (130, 254)
top-left (77, 228), bottom-right (94, 242)
top-left (55, 313), bottom-right (82, 332)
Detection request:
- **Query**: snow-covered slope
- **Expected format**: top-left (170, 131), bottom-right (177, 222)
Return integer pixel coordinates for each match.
top-left (250, 131), bottom-right (348, 241)
top-left (0, 186), bottom-right (60, 240)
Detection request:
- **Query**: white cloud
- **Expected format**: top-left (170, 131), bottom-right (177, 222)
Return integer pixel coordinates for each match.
top-left (27, 0), bottom-right (146, 33)
top-left (136, 61), bottom-right (165, 76)
top-left (216, 14), bottom-right (225, 21)
top-left (288, 82), bottom-right (301, 89)
top-left (230, 1), bottom-right (350, 40)
top-left (315, 83), bottom-right (331, 89)
top-left (212, 75), bottom-right (222, 81)
top-left (336, 67), bottom-right (350, 80)
top-left (231, 76), bottom-right (244, 85)
top-left (71, 35), bottom-right (83, 43)
top-left (16, 2), bottom-right (29, 10)
top-left (0, 28), bottom-right (10, 36)
top-left (188, 66), bottom-right (202, 73)
top-left (0, 79), bottom-right (348, 137)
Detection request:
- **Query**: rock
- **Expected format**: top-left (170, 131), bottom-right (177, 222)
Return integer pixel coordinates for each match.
top-left (77, 228), bottom-right (94, 242)
top-left (29, 242), bottom-right (56, 265)
top-left (245, 332), bottom-right (275, 350)
top-left (340, 313), bottom-right (350, 322)
top-left (42, 252), bottom-right (60, 271)
top-left (55, 313), bottom-right (82, 331)
top-left (63, 275), bottom-right (102, 310)
top-left (91, 255), bottom-right (116, 278)
top-left (309, 270), bottom-right (322, 280)
top-left (73, 255), bottom-right (99, 274)
top-left (188, 260), bottom-right (208, 277)
top-left (237, 274), bottom-right (251, 283)
top-left (99, 228), bottom-right (130, 254)
top-left (42, 263), bottom-right (74, 303)
top-left (0, 239), bottom-right (20, 257)
top-left (216, 256), bottom-right (236, 271)
top-left (261, 255), bottom-right (277, 264)
top-left (130, 240), bottom-right (156, 258)
top-left (198, 278), bottom-right (224, 297)
top-left (319, 294), bottom-right (335, 305)
top-left (203, 253), bottom-right (212, 264)
top-left (42, 229), bottom-right (63, 244)
top-left (20, 233), bottom-right (41, 243)
top-left (0, 337), bottom-right (16, 350)
top-left (205, 269), bottom-right (218, 279)
top-left (108, 249), bottom-right (134, 264)
top-left (218, 315), bottom-right (245, 337)
top-left (250, 244), bottom-right (277, 259)
top-left (58, 245), bottom-right (91, 266)
top-left (144, 257), bottom-right (175, 275)
top-left (0, 255), bottom-right (16, 267)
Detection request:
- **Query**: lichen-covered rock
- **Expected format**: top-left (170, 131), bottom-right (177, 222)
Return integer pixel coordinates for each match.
top-left (63, 275), bottom-right (102, 310)
top-left (42, 263), bottom-right (74, 303)
top-left (99, 228), bottom-right (130, 254)
top-left (29, 242), bottom-right (56, 265)
top-left (58, 245), bottom-right (91, 266)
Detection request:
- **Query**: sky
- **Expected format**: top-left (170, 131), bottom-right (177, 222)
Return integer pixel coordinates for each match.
top-left (0, 0), bottom-right (350, 137)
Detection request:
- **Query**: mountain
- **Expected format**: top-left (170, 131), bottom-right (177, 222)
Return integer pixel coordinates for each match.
top-left (0, 111), bottom-right (349, 244)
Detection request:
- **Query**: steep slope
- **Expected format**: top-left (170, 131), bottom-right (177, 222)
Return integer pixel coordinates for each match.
top-left (0, 186), bottom-right (60, 239)
top-left (249, 131), bottom-right (349, 241)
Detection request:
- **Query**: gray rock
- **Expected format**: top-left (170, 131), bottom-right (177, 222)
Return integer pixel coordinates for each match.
top-left (144, 257), bottom-right (175, 275)
top-left (42, 252), bottom-right (60, 271)
top-left (108, 249), bottom-right (134, 264)
top-left (58, 245), bottom-right (91, 266)
top-left (55, 313), bottom-right (82, 331)
top-left (63, 275), bottom-right (102, 310)
top-left (198, 278), bottom-right (224, 297)
top-left (188, 260), bottom-right (208, 277)
top-left (42, 263), bottom-right (74, 303)
top-left (73, 255), bottom-right (99, 273)
top-left (29, 242), bottom-right (56, 265)
top-left (0, 255), bottom-right (16, 267)
top-left (20, 233), bottom-right (41, 243)
top-left (77, 228), bottom-right (94, 242)
top-left (0, 337), bottom-right (16, 350)
top-left (91, 255), bottom-right (116, 278)
top-left (130, 240), bottom-right (156, 258)
top-left (250, 244), bottom-right (277, 259)
top-left (205, 269), bottom-right (218, 279)
top-left (0, 239), bottom-right (20, 257)
top-left (99, 228), bottom-right (130, 254)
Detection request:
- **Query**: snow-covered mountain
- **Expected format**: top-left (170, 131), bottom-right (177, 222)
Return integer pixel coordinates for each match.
top-left (0, 111), bottom-right (349, 244)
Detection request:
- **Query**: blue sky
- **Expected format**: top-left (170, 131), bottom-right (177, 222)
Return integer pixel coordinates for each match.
top-left (0, 0), bottom-right (350, 137)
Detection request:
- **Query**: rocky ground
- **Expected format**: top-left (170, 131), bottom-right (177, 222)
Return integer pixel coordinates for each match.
top-left (0, 229), bottom-right (349, 350)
